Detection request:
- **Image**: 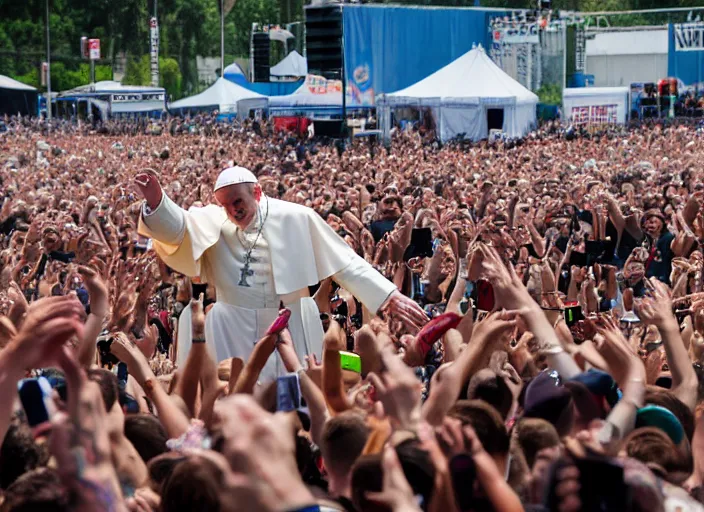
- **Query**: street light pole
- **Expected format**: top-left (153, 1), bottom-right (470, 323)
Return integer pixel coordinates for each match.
top-left (220, 0), bottom-right (225, 76)
top-left (45, 0), bottom-right (52, 121)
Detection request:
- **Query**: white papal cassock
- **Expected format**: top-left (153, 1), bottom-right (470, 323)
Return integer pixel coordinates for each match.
top-left (138, 193), bottom-right (396, 382)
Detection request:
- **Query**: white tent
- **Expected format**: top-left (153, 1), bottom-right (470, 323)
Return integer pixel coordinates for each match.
top-left (269, 81), bottom-right (341, 109)
top-left (270, 51), bottom-right (307, 78)
top-left (169, 77), bottom-right (267, 117)
top-left (0, 75), bottom-right (37, 92)
top-left (377, 45), bottom-right (538, 142)
top-left (563, 87), bottom-right (629, 125)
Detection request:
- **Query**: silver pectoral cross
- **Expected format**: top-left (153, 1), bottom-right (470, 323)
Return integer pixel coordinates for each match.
top-left (238, 261), bottom-right (254, 287)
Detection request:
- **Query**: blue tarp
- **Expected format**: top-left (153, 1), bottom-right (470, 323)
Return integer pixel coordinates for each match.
top-left (342, 5), bottom-right (505, 107)
top-left (668, 23), bottom-right (704, 90)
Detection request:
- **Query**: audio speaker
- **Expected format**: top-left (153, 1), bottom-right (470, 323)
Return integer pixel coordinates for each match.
top-left (252, 32), bottom-right (270, 82)
top-left (305, 5), bottom-right (343, 79)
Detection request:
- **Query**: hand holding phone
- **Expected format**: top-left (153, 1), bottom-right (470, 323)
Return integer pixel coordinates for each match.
top-left (339, 351), bottom-right (362, 374)
top-left (18, 377), bottom-right (55, 437)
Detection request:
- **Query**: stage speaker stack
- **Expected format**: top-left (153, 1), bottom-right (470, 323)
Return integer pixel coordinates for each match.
top-left (305, 5), bottom-right (343, 80)
top-left (305, 5), bottom-right (344, 137)
top-left (252, 32), bottom-right (270, 82)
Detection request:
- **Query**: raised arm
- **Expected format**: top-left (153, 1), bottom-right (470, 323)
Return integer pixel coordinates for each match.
top-left (637, 280), bottom-right (698, 411)
top-left (110, 334), bottom-right (191, 439)
top-left (135, 169), bottom-right (186, 245)
top-left (422, 313), bottom-right (517, 425)
top-left (76, 266), bottom-right (109, 368)
top-left (277, 329), bottom-right (329, 446)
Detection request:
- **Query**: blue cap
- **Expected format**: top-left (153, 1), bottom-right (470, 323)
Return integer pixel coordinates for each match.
top-left (635, 405), bottom-right (685, 445)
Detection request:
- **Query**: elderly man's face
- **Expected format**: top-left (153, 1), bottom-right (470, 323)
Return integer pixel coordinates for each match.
top-left (215, 183), bottom-right (262, 230)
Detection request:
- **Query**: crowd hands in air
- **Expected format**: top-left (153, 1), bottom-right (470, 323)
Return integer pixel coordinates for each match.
top-left (0, 113), bottom-right (704, 511)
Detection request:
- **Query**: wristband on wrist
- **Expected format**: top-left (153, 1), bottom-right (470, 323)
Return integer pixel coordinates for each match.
top-left (192, 336), bottom-right (206, 344)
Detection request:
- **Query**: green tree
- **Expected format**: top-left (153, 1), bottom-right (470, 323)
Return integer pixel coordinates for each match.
top-left (122, 54), bottom-right (150, 85)
top-left (160, 57), bottom-right (182, 100)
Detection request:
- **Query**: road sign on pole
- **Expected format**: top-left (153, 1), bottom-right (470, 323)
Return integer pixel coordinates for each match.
top-left (88, 39), bottom-right (100, 60)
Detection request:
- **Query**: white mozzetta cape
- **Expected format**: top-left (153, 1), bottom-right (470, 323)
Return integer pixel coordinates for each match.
top-left (138, 197), bottom-right (356, 296)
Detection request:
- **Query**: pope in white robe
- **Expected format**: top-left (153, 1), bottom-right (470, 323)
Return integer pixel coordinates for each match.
top-left (135, 166), bottom-right (427, 381)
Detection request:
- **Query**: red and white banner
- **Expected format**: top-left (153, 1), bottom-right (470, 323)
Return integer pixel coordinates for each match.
top-left (88, 39), bottom-right (100, 60)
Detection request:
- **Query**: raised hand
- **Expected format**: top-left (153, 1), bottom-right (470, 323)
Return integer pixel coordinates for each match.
top-left (190, 293), bottom-right (206, 336)
top-left (134, 168), bottom-right (163, 210)
top-left (50, 347), bottom-right (125, 512)
top-left (367, 344), bottom-right (422, 431)
top-left (635, 278), bottom-right (675, 328)
top-left (381, 290), bottom-right (428, 333)
top-left (592, 315), bottom-right (645, 386)
top-left (109, 332), bottom-right (154, 387)
top-left (9, 295), bottom-right (85, 369)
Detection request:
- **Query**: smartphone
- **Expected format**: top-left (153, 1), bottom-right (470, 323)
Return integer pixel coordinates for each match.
top-left (97, 336), bottom-right (120, 369)
top-left (18, 377), bottom-right (55, 435)
top-left (333, 300), bottom-right (348, 319)
top-left (276, 374), bottom-right (302, 412)
top-left (340, 351), bottom-right (362, 374)
top-left (117, 362), bottom-right (128, 391)
top-left (564, 303), bottom-right (584, 327)
top-left (568, 251), bottom-right (588, 268)
top-left (411, 273), bottom-right (426, 301)
top-left (475, 280), bottom-right (495, 311)
top-left (449, 454), bottom-right (476, 511)
top-left (404, 228), bottom-right (433, 261)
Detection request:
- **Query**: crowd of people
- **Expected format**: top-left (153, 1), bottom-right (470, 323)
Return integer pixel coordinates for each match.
top-left (0, 113), bottom-right (703, 511)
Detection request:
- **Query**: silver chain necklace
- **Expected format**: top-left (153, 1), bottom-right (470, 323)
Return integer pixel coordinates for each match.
top-left (237, 196), bottom-right (269, 287)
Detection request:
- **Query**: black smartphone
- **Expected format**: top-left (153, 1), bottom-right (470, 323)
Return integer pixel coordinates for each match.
top-left (564, 303), bottom-right (583, 327)
top-left (403, 228), bottom-right (434, 261)
top-left (525, 243), bottom-right (541, 259)
top-left (568, 251), bottom-right (588, 268)
top-left (97, 336), bottom-right (120, 368)
top-left (334, 300), bottom-right (348, 319)
top-left (18, 377), bottom-right (54, 430)
top-left (475, 280), bottom-right (495, 311)
top-left (449, 454), bottom-right (476, 511)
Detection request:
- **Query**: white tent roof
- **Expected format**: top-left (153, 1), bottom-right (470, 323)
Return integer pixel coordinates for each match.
top-left (60, 81), bottom-right (164, 96)
top-left (169, 77), bottom-right (267, 114)
top-left (224, 62), bottom-right (247, 77)
top-left (382, 46), bottom-right (538, 107)
top-left (0, 74), bottom-right (37, 92)
top-left (270, 51), bottom-right (308, 77)
top-left (269, 81), bottom-right (341, 108)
